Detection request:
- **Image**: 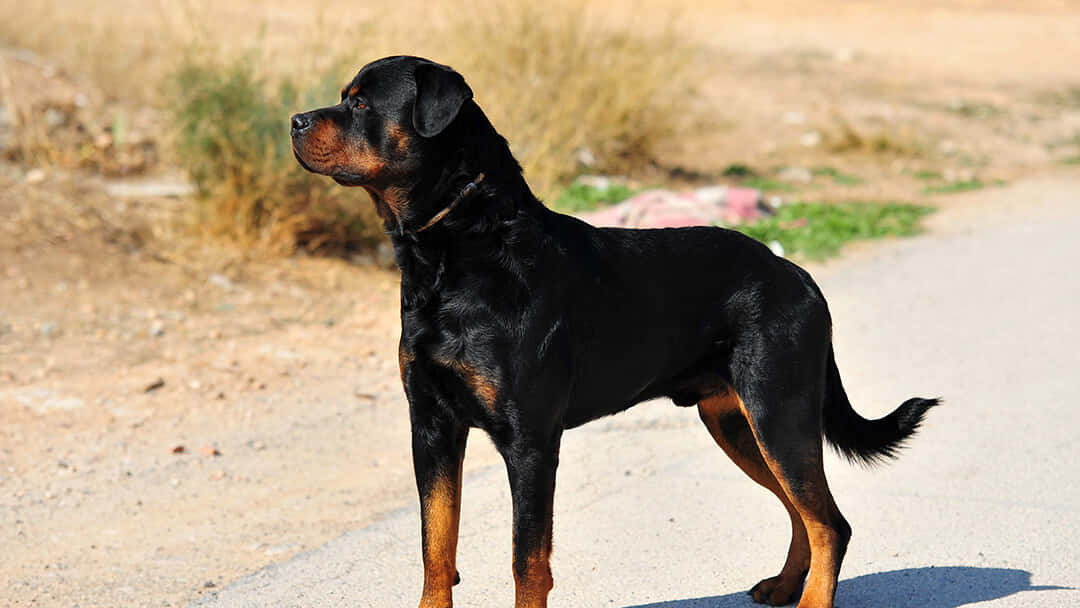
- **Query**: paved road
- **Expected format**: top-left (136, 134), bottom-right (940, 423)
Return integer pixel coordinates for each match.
top-left (193, 177), bottom-right (1080, 607)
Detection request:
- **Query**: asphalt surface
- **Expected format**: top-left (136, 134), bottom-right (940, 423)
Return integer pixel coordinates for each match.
top-left (193, 177), bottom-right (1080, 607)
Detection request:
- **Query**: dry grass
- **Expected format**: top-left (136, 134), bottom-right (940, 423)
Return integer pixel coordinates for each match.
top-left (1, 0), bottom-right (701, 253)
top-left (409, 2), bottom-right (702, 193)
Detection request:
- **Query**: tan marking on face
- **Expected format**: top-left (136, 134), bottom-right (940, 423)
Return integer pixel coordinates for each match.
top-left (387, 122), bottom-right (411, 157)
top-left (296, 119), bottom-right (346, 171)
top-left (420, 473), bottom-right (463, 608)
top-left (383, 185), bottom-right (410, 219)
top-left (348, 85), bottom-right (360, 97)
top-left (344, 138), bottom-right (386, 178)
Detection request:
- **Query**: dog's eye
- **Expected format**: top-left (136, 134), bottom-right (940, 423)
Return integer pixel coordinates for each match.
top-left (352, 98), bottom-right (368, 111)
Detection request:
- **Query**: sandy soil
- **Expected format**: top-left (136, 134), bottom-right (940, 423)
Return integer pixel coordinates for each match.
top-left (2, 2), bottom-right (1080, 606)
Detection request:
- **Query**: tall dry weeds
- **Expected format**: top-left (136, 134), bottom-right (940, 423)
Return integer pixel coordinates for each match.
top-left (1, 0), bottom-right (702, 254)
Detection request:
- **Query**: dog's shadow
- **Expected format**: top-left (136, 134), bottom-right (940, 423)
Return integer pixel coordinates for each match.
top-left (625, 566), bottom-right (1069, 608)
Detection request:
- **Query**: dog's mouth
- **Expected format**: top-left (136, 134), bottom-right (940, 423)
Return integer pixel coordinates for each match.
top-left (331, 174), bottom-right (367, 187)
top-left (292, 147), bottom-right (367, 187)
top-left (292, 147), bottom-right (318, 174)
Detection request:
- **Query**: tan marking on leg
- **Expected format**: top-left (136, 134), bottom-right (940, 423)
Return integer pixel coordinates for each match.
top-left (419, 472), bottom-right (464, 608)
top-left (513, 537), bottom-right (553, 608)
top-left (435, 358), bottom-right (499, 412)
top-left (730, 398), bottom-right (845, 608)
top-left (698, 392), bottom-right (810, 606)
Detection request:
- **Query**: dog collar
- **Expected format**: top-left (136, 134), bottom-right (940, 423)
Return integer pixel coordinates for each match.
top-left (416, 173), bottom-right (486, 233)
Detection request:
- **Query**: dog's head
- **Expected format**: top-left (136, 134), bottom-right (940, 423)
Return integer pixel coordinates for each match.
top-left (290, 56), bottom-right (474, 223)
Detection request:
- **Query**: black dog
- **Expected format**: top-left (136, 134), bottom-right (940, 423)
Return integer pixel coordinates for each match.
top-left (291, 56), bottom-right (937, 608)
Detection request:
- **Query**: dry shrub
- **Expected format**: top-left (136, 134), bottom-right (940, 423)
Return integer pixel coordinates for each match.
top-left (0, 51), bottom-right (157, 175)
top-left (169, 51), bottom-right (383, 254)
top-left (168, 0), bottom-right (700, 253)
top-left (2, 0), bottom-right (701, 254)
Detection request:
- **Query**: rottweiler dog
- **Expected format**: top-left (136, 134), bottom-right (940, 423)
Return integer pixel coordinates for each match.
top-left (290, 55), bottom-right (938, 608)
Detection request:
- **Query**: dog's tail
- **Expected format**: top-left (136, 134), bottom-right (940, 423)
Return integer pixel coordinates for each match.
top-left (822, 345), bottom-right (940, 466)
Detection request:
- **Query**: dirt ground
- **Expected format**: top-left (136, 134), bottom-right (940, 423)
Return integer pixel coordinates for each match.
top-left (2, 2), bottom-right (1080, 607)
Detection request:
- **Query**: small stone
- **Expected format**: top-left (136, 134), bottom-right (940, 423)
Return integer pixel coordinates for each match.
top-left (778, 167), bottom-right (812, 184)
top-left (43, 108), bottom-right (67, 128)
top-left (199, 446), bottom-right (220, 457)
top-left (209, 470), bottom-right (226, 481)
top-left (575, 146), bottom-right (596, 168)
top-left (149, 320), bottom-right (165, 337)
top-left (144, 378), bottom-right (166, 393)
top-left (169, 478), bottom-right (180, 487)
top-left (171, 445), bottom-right (186, 454)
top-left (782, 111), bottom-right (805, 125)
top-left (207, 273), bottom-right (235, 291)
top-left (38, 321), bottom-right (59, 338)
top-left (251, 441), bottom-right (266, 451)
top-left (799, 131), bottom-right (822, 148)
top-left (203, 581), bottom-right (216, 589)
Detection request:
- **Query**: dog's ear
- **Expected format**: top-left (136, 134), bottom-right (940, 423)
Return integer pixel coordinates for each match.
top-left (412, 62), bottom-right (472, 138)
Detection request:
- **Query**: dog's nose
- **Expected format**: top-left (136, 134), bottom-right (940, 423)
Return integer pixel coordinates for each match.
top-left (290, 113), bottom-right (312, 135)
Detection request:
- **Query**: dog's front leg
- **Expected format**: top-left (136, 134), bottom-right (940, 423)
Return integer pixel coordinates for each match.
top-left (503, 433), bottom-right (561, 608)
top-left (412, 410), bottom-right (469, 608)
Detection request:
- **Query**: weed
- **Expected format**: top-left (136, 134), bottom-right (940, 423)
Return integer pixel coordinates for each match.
top-left (169, 51), bottom-right (382, 254)
top-left (736, 201), bottom-right (934, 260)
top-left (742, 177), bottom-right (796, 193)
top-left (912, 169), bottom-right (944, 180)
top-left (415, 1), bottom-right (700, 195)
top-left (812, 167), bottom-right (862, 185)
top-left (943, 100), bottom-right (1002, 119)
top-left (552, 183), bottom-right (637, 213)
top-left (164, 0), bottom-right (699, 253)
top-left (923, 179), bottom-right (985, 195)
top-left (1062, 155), bottom-right (1080, 165)
top-left (722, 164), bottom-right (756, 178)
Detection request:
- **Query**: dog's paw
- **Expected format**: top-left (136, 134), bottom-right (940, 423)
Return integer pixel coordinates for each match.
top-left (749, 574), bottom-right (803, 606)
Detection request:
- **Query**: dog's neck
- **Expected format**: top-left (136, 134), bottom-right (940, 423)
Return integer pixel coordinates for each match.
top-left (386, 101), bottom-right (550, 312)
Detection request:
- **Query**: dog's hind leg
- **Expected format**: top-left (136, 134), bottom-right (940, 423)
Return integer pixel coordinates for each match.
top-left (732, 352), bottom-right (851, 608)
top-left (699, 391), bottom-right (810, 606)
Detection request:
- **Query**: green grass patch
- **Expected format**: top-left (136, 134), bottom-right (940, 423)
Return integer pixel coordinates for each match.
top-left (912, 169), bottom-right (944, 181)
top-left (735, 201), bottom-right (934, 260)
top-left (922, 179), bottom-right (985, 195)
top-left (812, 167), bottom-right (862, 186)
top-left (1061, 155), bottom-right (1080, 165)
top-left (721, 164), bottom-right (756, 178)
top-left (552, 182), bottom-right (637, 213)
top-left (742, 176), bottom-right (796, 192)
